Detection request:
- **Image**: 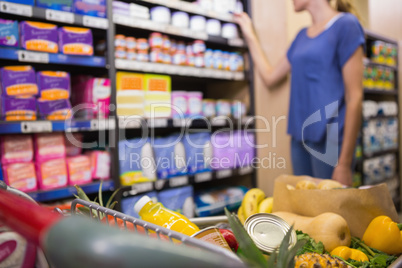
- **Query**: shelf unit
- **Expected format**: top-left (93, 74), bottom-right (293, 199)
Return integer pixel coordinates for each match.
top-left (359, 30), bottom-right (400, 209)
top-left (0, 0), bottom-right (256, 209)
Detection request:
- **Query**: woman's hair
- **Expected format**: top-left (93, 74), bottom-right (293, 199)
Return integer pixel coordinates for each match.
top-left (329, 0), bottom-right (360, 18)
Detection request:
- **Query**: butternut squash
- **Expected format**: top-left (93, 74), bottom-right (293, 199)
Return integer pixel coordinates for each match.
top-left (272, 211), bottom-right (351, 252)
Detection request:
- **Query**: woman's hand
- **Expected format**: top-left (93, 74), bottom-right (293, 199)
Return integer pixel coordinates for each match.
top-left (332, 164), bottom-right (353, 187)
top-left (234, 12), bottom-right (256, 41)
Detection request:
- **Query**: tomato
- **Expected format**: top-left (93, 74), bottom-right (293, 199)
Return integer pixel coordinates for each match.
top-left (219, 229), bottom-right (239, 252)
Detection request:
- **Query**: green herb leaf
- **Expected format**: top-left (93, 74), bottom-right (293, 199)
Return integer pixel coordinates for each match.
top-left (224, 207), bottom-right (267, 268)
top-left (98, 181), bottom-right (103, 207)
top-left (295, 230), bottom-right (325, 255)
top-left (106, 187), bottom-right (121, 209)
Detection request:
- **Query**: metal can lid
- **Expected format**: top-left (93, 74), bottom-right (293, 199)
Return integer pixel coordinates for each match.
top-left (244, 213), bottom-right (297, 254)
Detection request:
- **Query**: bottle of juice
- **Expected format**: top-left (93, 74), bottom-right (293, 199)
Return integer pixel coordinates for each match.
top-left (134, 196), bottom-right (200, 236)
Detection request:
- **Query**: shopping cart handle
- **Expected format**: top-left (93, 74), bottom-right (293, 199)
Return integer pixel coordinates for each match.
top-left (0, 181), bottom-right (7, 190)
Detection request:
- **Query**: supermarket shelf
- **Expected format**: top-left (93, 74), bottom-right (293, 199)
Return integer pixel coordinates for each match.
top-left (138, 0), bottom-right (236, 23)
top-left (364, 148), bottom-right (399, 158)
top-left (364, 89), bottom-right (398, 96)
top-left (122, 166), bottom-right (254, 196)
top-left (0, 1), bottom-right (109, 29)
top-left (115, 59), bottom-right (245, 80)
top-left (118, 116), bottom-right (255, 129)
top-left (0, 118), bottom-right (115, 134)
top-left (0, 47), bottom-right (105, 67)
top-left (27, 180), bottom-right (115, 202)
top-left (366, 60), bottom-right (398, 71)
top-left (113, 15), bottom-right (245, 47)
top-left (364, 114), bottom-right (398, 121)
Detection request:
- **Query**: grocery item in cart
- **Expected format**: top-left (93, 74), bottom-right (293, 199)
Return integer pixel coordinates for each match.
top-left (122, 191), bottom-right (158, 218)
top-left (0, 228), bottom-right (36, 268)
top-left (134, 195), bottom-right (200, 236)
top-left (191, 227), bottom-right (232, 251)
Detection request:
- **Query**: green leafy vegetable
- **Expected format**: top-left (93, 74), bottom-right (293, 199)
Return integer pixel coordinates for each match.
top-left (295, 230), bottom-right (326, 255)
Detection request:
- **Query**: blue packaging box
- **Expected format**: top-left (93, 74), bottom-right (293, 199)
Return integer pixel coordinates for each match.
top-left (3, 0), bottom-right (34, 6)
top-left (36, 0), bottom-right (73, 12)
top-left (73, 0), bottom-right (106, 18)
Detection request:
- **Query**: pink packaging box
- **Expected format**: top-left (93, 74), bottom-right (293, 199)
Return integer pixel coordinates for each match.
top-left (1, 134), bottom-right (33, 164)
top-left (3, 162), bottom-right (37, 192)
top-left (67, 155), bottom-right (92, 186)
top-left (86, 150), bottom-right (110, 180)
top-left (65, 132), bottom-right (83, 157)
top-left (71, 76), bottom-right (111, 119)
top-left (36, 158), bottom-right (68, 190)
top-left (35, 133), bottom-right (66, 162)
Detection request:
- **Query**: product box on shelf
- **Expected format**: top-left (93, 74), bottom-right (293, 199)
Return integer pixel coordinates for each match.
top-left (181, 132), bottom-right (212, 174)
top-left (152, 135), bottom-right (187, 179)
top-left (20, 21), bottom-right (58, 53)
top-left (119, 138), bottom-right (156, 186)
top-left (186, 91), bottom-right (203, 117)
top-left (171, 91), bottom-right (187, 118)
top-left (144, 74), bottom-right (171, 118)
top-left (116, 72), bottom-right (145, 117)
top-left (37, 98), bottom-right (72, 120)
top-left (3, 0), bottom-right (35, 5)
top-left (72, 0), bottom-right (107, 18)
top-left (158, 186), bottom-right (195, 218)
top-left (1, 135), bottom-right (33, 164)
top-left (36, 157), bottom-right (68, 190)
top-left (0, 96), bottom-right (37, 121)
top-left (0, 66), bottom-right (38, 97)
top-left (65, 132), bottom-right (83, 157)
top-left (3, 162), bottom-right (37, 192)
top-left (0, 19), bottom-right (19, 48)
top-left (58, 27), bottom-right (94, 56)
top-left (36, 0), bottom-right (73, 12)
top-left (71, 76), bottom-right (111, 119)
top-left (37, 71), bottom-right (71, 100)
top-left (86, 150), bottom-right (110, 180)
top-left (34, 133), bottom-right (66, 163)
top-left (66, 155), bottom-right (92, 186)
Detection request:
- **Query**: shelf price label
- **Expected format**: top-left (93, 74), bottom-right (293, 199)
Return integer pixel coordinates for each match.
top-left (216, 169), bottom-right (233, 179)
top-left (169, 176), bottom-right (189, 188)
top-left (83, 15), bottom-right (109, 29)
top-left (46, 9), bottom-right (74, 24)
top-left (173, 118), bottom-right (192, 127)
top-left (18, 50), bottom-right (49, 63)
top-left (228, 38), bottom-right (245, 47)
top-left (0, 1), bottom-right (32, 17)
top-left (21, 121), bottom-right (52, 133)
top-left (90, 119), bottom-right (108, 131)
top-left (239, 166), bottom-right (253, 175)
top-left (154, 180), bottom-right (166, 190)
top-left (195, 172), bottom-right (212, 183)
top-left (132, 182), bottom-right (153, 194)
top-left (148, 119), bottom-right (168, 128)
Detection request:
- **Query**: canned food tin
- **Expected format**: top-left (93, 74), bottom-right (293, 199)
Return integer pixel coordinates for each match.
top-left (244, 213), bottom-right (297, 254)
top-left (126, 37), bottom-right (136, 50)
top-left (137, 38), bottom-right (149, 51)
top-left (126, 49), bottom-right (137, 61)
top-left (137, 50), bottom-right (149, 62)
top-left (115, 34), bottom-right (126, 49)
top-left (115, 47), bottom-right (126, 59)
top-left (149, 32), bottom-right (163, 49)
top-left (191, 227), bottom-right (232, 251)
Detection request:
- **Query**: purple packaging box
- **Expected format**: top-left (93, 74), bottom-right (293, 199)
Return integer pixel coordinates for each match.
top-left (37, 99), bottom-right (72, 120)
top-left (37, 71), bottom-right (71, 100)
top-left (58, 27), bottom-right (93, 56)
top-left (20, 21), bottom-right (58, 53)
top-left (0, 66), bottom-right (38, 97)
top-left (0, 19), bottom-right (19, 47)
top-left (1, 96), bottom-right (37, 121)
top-left (73, 0), bottom-right (106, 18)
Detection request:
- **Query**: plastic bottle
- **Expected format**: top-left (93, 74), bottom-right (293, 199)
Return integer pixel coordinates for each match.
top-left (134, 196), bottom-right (200, 236)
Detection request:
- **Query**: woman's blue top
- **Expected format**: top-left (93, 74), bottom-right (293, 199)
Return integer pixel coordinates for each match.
top-left (287, 13), bottom-right (365, 143)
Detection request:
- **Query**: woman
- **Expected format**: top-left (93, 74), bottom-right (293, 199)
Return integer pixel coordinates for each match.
top-left (235, 0), bottom-right (365, 186)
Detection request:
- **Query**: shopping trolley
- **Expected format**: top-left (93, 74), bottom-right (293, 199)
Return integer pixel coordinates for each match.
top-left (0, 187), bottom-right (246, 268)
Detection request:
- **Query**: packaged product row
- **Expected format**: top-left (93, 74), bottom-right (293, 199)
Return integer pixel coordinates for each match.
top-left (363, 64), bottom-right (395, 90)
top-left (363, 100), bottom-right (398, 118)
top-left (0, 132), bottom-right (111, 193)
top-left (119, 131), bottom-right (255, 185)
top-left (370, 40), bottom-right (398, 67)
top-left (0, 65), bottom-right (111, 121)
top-left (116, 72), bottom-right (246, 118)
top-left (0, 19), bottom-right (94, 55)
top-left (114, 33), bottom-right (245, 71)
top-left (363, 117), bottom-right (398, 154)
top-left (363, 153), bottom-right (396, 185)
top-left (113, 1), bottom-right (241, 39)
top-left (4, 0), bottom-right (106, 18)
top-left (121, 185), bottom-right (247, 219)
